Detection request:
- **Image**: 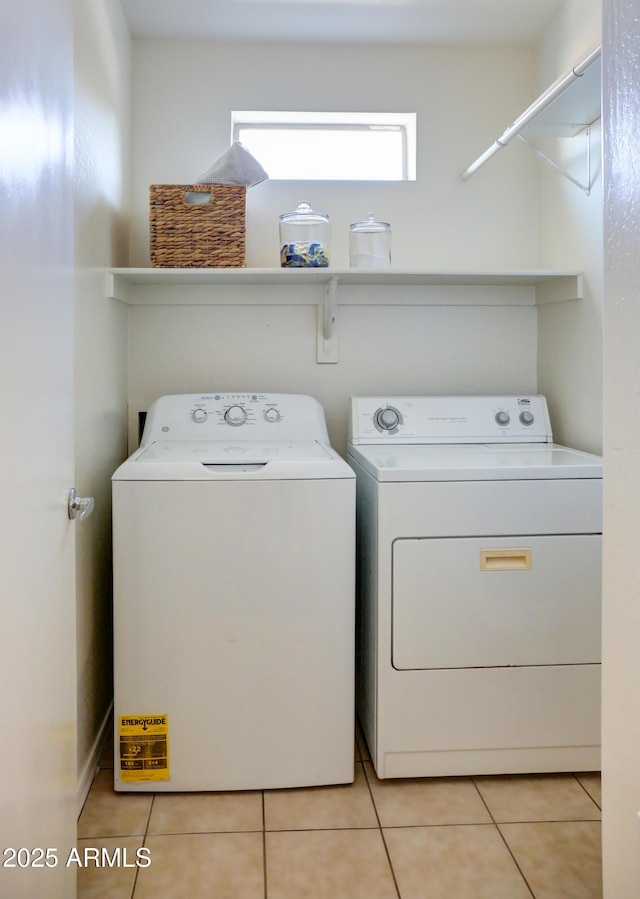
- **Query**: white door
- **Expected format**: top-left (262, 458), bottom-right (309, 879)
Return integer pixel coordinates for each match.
top-left (0, 0), bottom-right (77, 896)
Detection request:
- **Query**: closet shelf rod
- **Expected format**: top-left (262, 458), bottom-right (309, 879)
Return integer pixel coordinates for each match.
top-left (461, 44), bottom-right (601, 180)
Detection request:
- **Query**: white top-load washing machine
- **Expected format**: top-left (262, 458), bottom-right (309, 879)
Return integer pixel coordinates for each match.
top-left (112, 393), bottom-right (355, 792)
top-left (348, 395), bottom-right (602, 779)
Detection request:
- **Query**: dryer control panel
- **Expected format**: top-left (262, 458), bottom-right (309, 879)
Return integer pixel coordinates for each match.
top-left (349, 395), bottom-right (553, 445)
top-left (141, 393), bottom-right (330, 445)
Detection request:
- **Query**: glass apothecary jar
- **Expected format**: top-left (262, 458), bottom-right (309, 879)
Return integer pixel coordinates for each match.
top-left (349, 213), bottom-right (391, 268)
top-left (279, 201), bottom-right (330, 267)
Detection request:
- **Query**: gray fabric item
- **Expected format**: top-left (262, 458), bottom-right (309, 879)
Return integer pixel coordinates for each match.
top-left (196, 141), bottom-right (268, 188)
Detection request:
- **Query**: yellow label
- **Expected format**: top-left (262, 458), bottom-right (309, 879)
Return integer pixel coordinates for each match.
top-left (118, 715), bottom-right (170, 782)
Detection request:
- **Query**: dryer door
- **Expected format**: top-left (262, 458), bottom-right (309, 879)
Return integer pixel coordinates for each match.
top-left (392, 534), bottom-right (601, 669)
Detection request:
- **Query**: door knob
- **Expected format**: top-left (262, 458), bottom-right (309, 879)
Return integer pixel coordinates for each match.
top-left (68, 488), bottom-right (95, 521)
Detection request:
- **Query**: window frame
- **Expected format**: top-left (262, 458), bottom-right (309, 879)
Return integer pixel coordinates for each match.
top-left (231, 111), bottom-right (416, 181)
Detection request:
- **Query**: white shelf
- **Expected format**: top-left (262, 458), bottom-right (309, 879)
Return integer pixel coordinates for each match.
top-left (108, 266), bottom-right (583, 365)
top-left (108, 267), bottom-right (583, 306)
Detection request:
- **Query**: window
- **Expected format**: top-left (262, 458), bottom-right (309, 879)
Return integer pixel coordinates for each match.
top-left (232, 111), bottom-right (416, 181)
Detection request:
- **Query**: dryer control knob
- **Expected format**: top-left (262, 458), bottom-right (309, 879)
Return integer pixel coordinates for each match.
top-left (519, 411), bottom-right (535, 426)
top-left (495, 411), bottom-right (510, 426)
top-left (225, 405), bottom-right (247, 426)
top-left (264, 408), bottom-right (280, 422)
top-left (192, 409), bottom-right (207, 423)
top-left (376, 407), bottom-right (401, 431)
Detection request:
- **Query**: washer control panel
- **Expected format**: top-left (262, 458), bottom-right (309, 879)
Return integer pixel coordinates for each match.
top-left (350, 396), bottom-right (553, 445)
top-left (185, 393), bottom-right (280, 429)
top-left (142, 393), bottom-right (329, 445)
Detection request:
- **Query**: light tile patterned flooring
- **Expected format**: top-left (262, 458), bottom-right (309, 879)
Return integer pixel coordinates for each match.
top-left (78, 726), bottom-right (602, 898)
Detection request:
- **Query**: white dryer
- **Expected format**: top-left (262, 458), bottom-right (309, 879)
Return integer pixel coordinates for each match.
top-left (112, 393), bottom-right (355, 792)
top-left (348, 395), bottom-right (602, 779)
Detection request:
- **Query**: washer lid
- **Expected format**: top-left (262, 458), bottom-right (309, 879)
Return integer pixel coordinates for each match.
top-left (347, 443), bottom-right (602, 481)
top-left (138, 439), bottom-right (332, 463)
top-left (114, 439), bottom-right (355, 481)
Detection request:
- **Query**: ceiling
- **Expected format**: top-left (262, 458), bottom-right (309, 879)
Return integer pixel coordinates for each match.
top-left (119, 0), bottom-right (566, 45)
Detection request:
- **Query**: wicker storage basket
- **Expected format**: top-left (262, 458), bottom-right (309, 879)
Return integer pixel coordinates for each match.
top-left (149, 184), bottom-right (246, 267)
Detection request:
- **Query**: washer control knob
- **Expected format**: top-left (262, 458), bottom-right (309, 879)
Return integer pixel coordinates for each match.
top-left (264, 408), bottom-right (280, 423)
top-left (192, 409), bottom-right (207, 423)
top-left (519, 411), bottom-right (535, 426)
top-left (225, 405), bottom-right (247, 426)
top-left (375, 407), bottom-right (401, 431)
top-left (495, 411), bottom-right (510, 426)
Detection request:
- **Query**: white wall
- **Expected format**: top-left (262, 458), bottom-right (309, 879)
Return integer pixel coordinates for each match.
top-left (127, 298), bottom-right (537, 453)
top-left (74, 0), bottom-right (131, 791)
top-left (130, 41), bottom-right (539, 270)
top-left (538, 0), bottom-right (601, 82)
top-left (127, 40), bottom-right (542, 451)
top-left (536, 0), bottom-right (602, 454)
top-left (602, 0), bottom-right (640, 893)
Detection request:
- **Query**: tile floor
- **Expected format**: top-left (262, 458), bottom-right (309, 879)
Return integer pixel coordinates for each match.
top-left (77, 726), bottom-right (602, 898)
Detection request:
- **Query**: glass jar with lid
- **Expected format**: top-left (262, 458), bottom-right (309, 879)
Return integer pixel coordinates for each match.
top-left (349, 213), bottom-right (391, 268)
top-left (279, 201), bottom-right (330, 267)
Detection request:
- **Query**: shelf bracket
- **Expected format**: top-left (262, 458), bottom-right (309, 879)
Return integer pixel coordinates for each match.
top-left (106, 271), bottom-right (132, 304)
top-left (461, 45), bottom-right (600, 185)
top-left (517, 127), bottom-right (592, 195)
top-left (317, 276), bottom-right (339, 363)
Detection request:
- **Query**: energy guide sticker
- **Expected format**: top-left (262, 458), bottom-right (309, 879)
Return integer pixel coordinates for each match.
top-left (119, 715), bottom-right (170, 782)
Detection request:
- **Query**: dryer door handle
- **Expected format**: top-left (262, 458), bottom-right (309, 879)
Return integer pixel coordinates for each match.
top-left (480, 547), bottom-right (532, 571)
